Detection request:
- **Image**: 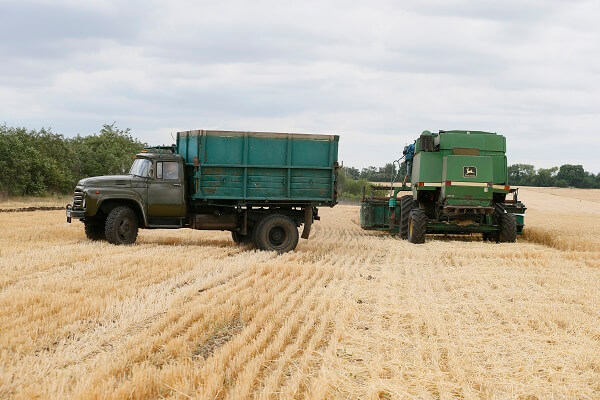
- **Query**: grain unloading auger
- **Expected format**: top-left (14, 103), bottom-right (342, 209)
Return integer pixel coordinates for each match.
top-left (360, 130), bottom-right (526, 243)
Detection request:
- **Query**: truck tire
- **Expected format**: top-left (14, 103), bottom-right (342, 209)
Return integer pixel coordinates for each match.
top-left (105, 206), bottom-right (139, 245)
top-left (84, 219), bottom-right (105, 241)
top-left (232, 231), bottom-right (252, 245)
top-left (499, 212), bottom-right (517, 243)
top-left (254, 214), bottom-right (299, 253)
top-left (399, 195), bottom-right (414, 239)
top-left (408, 208), bottom-right (427, 244)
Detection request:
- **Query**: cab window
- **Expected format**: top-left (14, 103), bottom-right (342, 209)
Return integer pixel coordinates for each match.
top-left (156, 161), bottom-right (179, 180)
top-left (129, 158), bottom-right (152, 177)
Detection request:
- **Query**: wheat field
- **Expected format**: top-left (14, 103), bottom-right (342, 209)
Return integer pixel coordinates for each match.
top-left (0, 188), bottom-right (598, 399)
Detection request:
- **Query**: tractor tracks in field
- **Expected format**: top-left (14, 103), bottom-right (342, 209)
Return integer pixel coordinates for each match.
top-left (0, 206), bottom-right (64, 213)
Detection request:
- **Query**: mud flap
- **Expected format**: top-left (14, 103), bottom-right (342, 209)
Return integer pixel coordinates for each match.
top-left (301, 207), bottom-right (313, 239)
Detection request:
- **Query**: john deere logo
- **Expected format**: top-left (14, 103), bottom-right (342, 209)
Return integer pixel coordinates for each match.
top-left (464, 166), bottom-right (477, 177)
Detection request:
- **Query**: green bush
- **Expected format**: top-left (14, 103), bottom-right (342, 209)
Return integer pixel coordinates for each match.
top-left (0, 124), bottom-right (145, 196)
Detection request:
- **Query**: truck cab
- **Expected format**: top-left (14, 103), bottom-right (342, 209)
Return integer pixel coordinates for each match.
top-left (130, 152), bottom-right (186, 226)
top-left (66, 148), bottom-right (187, 244)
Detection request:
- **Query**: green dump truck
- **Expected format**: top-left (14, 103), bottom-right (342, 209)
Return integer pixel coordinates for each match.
top-left (360, 130), bottom-right (526, 243)
top-left (66, 130), bottom-right (339, 253)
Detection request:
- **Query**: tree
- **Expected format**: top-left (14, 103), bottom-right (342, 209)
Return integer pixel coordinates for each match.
top-left (532, 167), bottom-right (557, 187)
top-left (70, 124), bottom-right (145, 179)
top-left (508, 164), bottom-right (536, 186)
top-left (556, 164), bottom-right (587, 188)
top-left (0, 123), bottom-right (145, 196)
top-left (343, 166), bottom-right (360, 180)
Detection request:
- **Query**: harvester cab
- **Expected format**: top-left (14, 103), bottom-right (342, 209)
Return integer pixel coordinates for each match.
top-left (360, 130), bottom-right (526, 244)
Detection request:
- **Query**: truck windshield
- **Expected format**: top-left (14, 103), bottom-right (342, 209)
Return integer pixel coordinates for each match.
top-left (129, 159), bottom-right (152, 177)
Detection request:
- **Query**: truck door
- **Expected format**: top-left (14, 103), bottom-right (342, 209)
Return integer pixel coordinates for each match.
top-left (147, 160), bottom-right (185, 219)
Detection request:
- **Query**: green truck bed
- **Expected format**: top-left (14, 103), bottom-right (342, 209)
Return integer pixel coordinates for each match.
top-left (176, 130), bottom-right (339, 206)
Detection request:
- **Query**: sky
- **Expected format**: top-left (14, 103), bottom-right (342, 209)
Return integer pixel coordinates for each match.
top-left (1, 0), bottom-right (599, 171)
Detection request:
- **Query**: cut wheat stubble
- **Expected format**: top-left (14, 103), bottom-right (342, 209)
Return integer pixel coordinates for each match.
top-left (0, 187), bottom-right (598, 399)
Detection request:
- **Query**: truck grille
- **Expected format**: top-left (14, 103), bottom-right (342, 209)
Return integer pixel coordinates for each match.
top-left (73, 189), bottom-right (84, 210)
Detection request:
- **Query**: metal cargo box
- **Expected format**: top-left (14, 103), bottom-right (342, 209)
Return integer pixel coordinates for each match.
top-left (177, 130), bottom-right (339, 206)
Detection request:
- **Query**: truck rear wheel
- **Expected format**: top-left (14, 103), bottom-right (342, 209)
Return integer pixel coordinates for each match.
top-left (84, 219), bottom-right (106, 241)
top-left (399, 195), bottom-right (414, 239)
top-left (254, 214), bottom-right (299, 253)
top-left (105, 206), bottom-right (139, 245)
top-left (499, 212), bottom-right (517, 243)
top-left (407, 209), bottom-right (427, 244)
top-left (232, 231), bottom-right (252, 245)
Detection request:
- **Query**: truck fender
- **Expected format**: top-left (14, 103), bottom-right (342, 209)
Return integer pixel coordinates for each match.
top-left (301, 207), bottom-right (313, 239)
top-left (98, 196), bottom-right (148, 227)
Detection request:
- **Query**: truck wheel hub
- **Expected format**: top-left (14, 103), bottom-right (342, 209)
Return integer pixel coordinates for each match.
top-left (268, 227), bottom-right (286, 246)
top-left (118, 219), bottom-right (131, 239)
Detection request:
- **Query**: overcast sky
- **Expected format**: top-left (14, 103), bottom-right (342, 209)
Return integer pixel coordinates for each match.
top-left (1, 0), bottom-right (599, 171)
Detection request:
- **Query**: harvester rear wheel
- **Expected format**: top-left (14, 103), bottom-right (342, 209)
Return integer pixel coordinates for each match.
top-left (407, 208), bottom-right (427, 244)
top-left (499, 212), bottom-right (517, 243)
top-left (482, 232), bottom-right (497, 242)
top-left (254, 214), bottom-right (299, 253)
top-left (399, 195), bottom-right (414, 239)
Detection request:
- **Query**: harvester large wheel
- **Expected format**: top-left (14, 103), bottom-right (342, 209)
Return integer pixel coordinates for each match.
top-left (407, 209), bottom-right (427, 244)
top-left (482, 232), bottom-right (498, 242)
top-left (105, 206), bottom-right (139, 245)
top-left (499, 212), bottom-right (517, 243)
top-left (254, 214), bottom-right (299, 253)
top-left (399, 195), bottom-right (414, 239)
top-left (84, 219), bottom-right (106, 241)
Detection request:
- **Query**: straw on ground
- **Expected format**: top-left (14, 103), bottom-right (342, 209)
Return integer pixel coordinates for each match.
top-left (0, 187), bottom-right (598, 399)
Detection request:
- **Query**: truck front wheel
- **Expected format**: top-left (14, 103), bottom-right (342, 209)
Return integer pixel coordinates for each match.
top-left (254, 214), bottom-right (299, 253)
top-left (407, 209), bottom-right (427, 244)
top-left (105, 206), bottom-right (139, 245)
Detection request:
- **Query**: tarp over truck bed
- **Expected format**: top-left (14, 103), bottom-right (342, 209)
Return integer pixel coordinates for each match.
top-left (176, 130), bottom-right (339, 206)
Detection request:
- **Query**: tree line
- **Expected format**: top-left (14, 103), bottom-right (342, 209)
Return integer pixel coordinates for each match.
top-left (1, 124), bottom-right (598, 198)
top-left (0, 124), bottom-right (145, 196)
top-left (507, 164), bottom-right (600, 188)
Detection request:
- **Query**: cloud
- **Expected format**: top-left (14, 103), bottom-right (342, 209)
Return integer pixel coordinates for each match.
top-left (1, 0), bottom-right (599, 171)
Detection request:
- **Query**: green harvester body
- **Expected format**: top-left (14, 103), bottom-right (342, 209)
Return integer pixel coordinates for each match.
top-left (360, 130), bottom-right (526, 243)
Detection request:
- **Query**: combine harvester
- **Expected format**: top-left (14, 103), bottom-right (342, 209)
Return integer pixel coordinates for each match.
top-left (360, 130), bottom-right (526, 243)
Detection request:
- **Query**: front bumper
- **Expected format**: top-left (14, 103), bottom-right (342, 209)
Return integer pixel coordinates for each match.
top-left (66, 204), bottom-right (86, 223)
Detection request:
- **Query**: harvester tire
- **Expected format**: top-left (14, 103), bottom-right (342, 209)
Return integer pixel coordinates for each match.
top-left (499, 212), bottom-right (517, 243)
top-left (105, 206), bottom-right (139, 245)
top-left (232, 231), bottom-right (252, 245)
top-left (399, 195), bottom-right (414, 239)
top-left (482, 232), bottom-right (497, 242)
top-left (84, 219), bottom-right (106, 241)
top-left (254, 214), bottom-right (299, 253)
top-left (408, 209), bottom-right (427, 244)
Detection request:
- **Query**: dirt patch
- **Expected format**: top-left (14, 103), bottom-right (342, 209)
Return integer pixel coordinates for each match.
top-left (194, 317), bottom-right (244, 359)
